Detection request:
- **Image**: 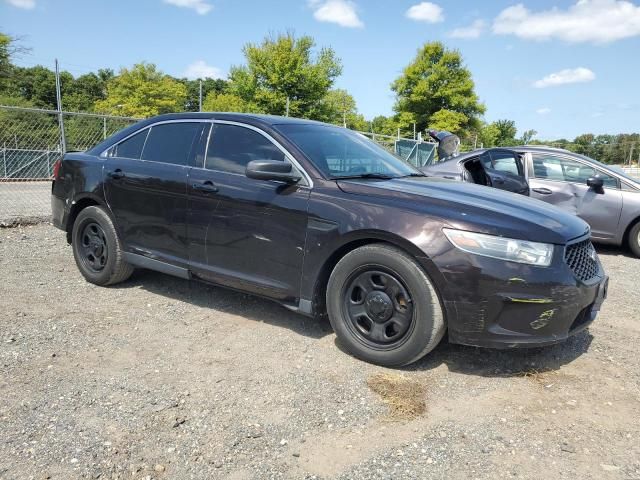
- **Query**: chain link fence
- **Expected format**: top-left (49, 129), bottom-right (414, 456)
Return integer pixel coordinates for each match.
top-left (0, 105), bottom-right (137, 225)
top-left (1, 105), bottom-right (437, 226)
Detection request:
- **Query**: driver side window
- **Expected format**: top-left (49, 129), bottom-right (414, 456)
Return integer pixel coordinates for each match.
top-left (532, 154), bottom-right (618, 188)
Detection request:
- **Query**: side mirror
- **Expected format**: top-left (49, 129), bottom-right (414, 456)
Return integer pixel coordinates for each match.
top-left (586, 175), bottom-right (604, 191)
top-left (245, 160), bottom-right (300, 183)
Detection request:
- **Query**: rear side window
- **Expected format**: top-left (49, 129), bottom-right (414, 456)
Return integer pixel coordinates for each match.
top-left (110, 129), bottom-right (148, 159)
top-left (205, 124), bottom-right (285, 174)
top-left (141, 122), bottom-right (203, 166)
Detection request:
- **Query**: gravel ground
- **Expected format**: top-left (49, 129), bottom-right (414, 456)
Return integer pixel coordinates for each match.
top-left (1, 224), bottom-right (639, 480)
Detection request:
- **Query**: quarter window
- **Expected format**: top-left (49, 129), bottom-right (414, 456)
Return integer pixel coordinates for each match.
top-left (489, 151), bottom-right (521, 176)
top-left (141, 122), bottom-right (203, 166)
top-left (110, 129), bottom-right (148, 159)
top-left (532, 154), bottom-right (618, 188)
top-left (205, 124), bottom-right (285, 174)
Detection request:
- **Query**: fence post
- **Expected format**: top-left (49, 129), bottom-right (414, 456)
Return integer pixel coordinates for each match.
top-left (103, 117), bottom-right (107, 140)
top-left (54, 59), bottom-right (67, 155)
top-left (2, 143), bottom-right (6, 178)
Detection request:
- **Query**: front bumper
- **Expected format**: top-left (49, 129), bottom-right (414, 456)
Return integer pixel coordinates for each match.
top-left (431, 240), bottom-right (608, 349)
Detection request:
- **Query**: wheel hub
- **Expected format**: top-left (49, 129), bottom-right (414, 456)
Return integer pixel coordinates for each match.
top-left (365, 291), bottom-right (393, 323)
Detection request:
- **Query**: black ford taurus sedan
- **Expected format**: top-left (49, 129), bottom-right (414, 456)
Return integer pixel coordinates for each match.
top-left (51, 113), bottom-right (608, 366)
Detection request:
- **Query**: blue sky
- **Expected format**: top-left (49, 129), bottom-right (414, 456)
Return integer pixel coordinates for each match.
top-left (2, 0), bottom-right (640, 139)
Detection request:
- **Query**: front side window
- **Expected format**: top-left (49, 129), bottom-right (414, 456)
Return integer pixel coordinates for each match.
top-left (109, 129), bottom-right (148, 159)
top-left (489, 151), bottom-right (521, 176)
top-left (532, 154), bottom-right (618, 188)
top-left (141, 122), bottom-right (203, 166)
top-left (205, 124), bottom-right (285, 174)
top-left (276, 124), bottom-right (420, 178)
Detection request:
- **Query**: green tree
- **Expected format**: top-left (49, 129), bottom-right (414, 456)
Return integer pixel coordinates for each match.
top-left (228, 33), bottom-right (342, 118)
top-left (521, 129), bottom-right (537, 145)
top-left (202, 91), bottom-right (260, 113)
top-left (493, 119), bottom-right (518, 146)
top-left (312, 89), bottom-right (367, 129)
top-left (391, 41), bottom-right (485, 134)
top-left (428, 109), bottom-right (468, 134)
top-left (95, 63), bottom-right (187, 117)
top-left (0, 32), bottom-right (29, 90)
top-left (179, 78), bottom-right (227, 112)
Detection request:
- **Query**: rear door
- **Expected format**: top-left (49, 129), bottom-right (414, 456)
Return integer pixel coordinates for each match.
top-left (479, 149), bottom-right (529, 195)
top-left (528, 152), bottom-right (623, 240)
top-left (103, 121), bottom-right (206, 265)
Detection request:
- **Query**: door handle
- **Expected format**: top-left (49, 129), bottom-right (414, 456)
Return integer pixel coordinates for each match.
top-left (532, 187), bottom-right (552, 195)
top-left (108, 169), bottom-right (125, 180)
top-left (192, 181), bottom-right (219, 193)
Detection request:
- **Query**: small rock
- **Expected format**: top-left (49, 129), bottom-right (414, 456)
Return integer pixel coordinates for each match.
top-left (154, 464), bottom-right (165, 473)
top-left (561, 443), bottom-right (576, 453)
top-left (280, 439), bottom-right (288, 446)
top-left (292, 452), bottom-right (300, 457)
top-left (172, 417), bottom-right (186, 428)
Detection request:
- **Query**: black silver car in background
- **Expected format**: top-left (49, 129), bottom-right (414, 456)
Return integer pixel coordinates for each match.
top-left (422, 145), bottom-right (640, 256)
top-left (52, 113), bottom-right (608, 366)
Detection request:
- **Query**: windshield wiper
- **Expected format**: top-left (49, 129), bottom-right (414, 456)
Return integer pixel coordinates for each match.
top-left (398, 173), bottom-right (426, 178)
top-left (333, 173), bottom-right (397, 180)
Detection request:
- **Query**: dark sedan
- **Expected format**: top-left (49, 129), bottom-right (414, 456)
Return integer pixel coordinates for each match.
top-left (422, 145), bottom-right (640, 256)
top-left (51, 114), bottom-right (608, 366)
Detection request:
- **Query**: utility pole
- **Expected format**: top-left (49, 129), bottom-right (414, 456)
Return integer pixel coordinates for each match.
top-left (54, 59), bottom-right (66, 154)
top-left (342, 96), bottom-right (347, 128)
top-left (285, 96), bottom-right (290, 117)
top-left (413, 122), bottom-right (416, 140)
top-left (198, 79), bottom-right (203, 112)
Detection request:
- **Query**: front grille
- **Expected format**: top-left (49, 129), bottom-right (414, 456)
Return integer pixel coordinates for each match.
top-left (564, 239), bottom-right (598, 282)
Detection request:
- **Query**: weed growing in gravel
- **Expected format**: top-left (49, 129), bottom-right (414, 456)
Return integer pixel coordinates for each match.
top-left (367, 372), bottom-right (426, 419)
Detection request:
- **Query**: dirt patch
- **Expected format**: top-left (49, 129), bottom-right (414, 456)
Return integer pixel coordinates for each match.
top-left (366, 372), bottom-right (426, 419)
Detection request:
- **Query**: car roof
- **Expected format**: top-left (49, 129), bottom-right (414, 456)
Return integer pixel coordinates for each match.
top-left (144, 112), bottom-right (326, 127)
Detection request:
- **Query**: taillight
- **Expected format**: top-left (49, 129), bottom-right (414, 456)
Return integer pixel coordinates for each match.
top-left (53, 159), bottom-right (62, 179)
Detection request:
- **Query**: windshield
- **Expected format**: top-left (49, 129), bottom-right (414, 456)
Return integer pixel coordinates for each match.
top-left (276, 124), bottom-right (421, 179)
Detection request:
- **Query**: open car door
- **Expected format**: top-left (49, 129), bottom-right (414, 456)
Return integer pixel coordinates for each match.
top-left (476, 149), bottom-right (529, 196)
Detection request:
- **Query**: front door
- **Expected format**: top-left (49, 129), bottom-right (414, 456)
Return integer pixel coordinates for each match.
top-left (103, 121), bottom-right (206, 265)
top-left (187, 122), bottom-right (310, 302)
top-left (480, 149), bottom-right (530, 195)
top-left (528, 152), bottom-right (623, 240)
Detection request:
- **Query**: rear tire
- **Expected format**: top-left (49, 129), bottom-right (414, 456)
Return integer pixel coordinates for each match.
top-left (71, 205), bottom-right (133, 286)
top-left (326, 244), bottom-right (445, 367)
top-left (628, 222), bottom-right (640, 258)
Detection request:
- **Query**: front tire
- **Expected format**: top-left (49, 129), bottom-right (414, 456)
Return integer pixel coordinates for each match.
top-left (628, 222), bottom-right (640, 258)
top-left (71, 205), bottom-right (133, 286)
top-left (326, 244), bottom-right (445, 367)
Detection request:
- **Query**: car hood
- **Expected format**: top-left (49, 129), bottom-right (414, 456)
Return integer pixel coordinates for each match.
top-left (337, 177), bottom-right (590, 245)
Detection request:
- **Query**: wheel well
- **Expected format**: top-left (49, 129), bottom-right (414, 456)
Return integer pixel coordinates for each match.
top-left (622, 216), bottom-right (640, 247)
top-left (311, 237), bottom-right (426, 318)
top-left (65, 198), bottom-right (100, 243)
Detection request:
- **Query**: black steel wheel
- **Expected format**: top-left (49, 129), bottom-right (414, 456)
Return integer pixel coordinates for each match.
top-left (342, 268), bottom-right (414, 348)
top-left (79, 222), bottom-right (108, 272)
top-left (327, 244), bottom-right (445, 367)
top-left (71, 206), bottom-right (133, 286)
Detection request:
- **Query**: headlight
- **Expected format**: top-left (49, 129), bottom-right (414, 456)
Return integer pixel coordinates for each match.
top-left (443, 228), bottom-right (554, 267)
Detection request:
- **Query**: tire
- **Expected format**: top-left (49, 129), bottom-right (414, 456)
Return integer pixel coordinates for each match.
top-left (326, 244), bottom-right (445, 367)
top-left (628, 222), bottom-right (640, 258)
top-left (71, 205), bottom-right (133, 286)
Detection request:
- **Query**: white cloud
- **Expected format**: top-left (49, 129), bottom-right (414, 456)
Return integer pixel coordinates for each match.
top-left (449, 19), bottom-right (485, 39)
top-left (533, 67), bottom-right (595, 88)
top-left (5, 0), bottom-right (35, 9)
top-left (309, 0), bottom-right (363, 28)
top-left (183, 60), bottom-right (223, 80)
top-left (536, 107), bottom-right (552, 115)
top-left (493, 0), bottom-right (640, 44)
top-left (163, 0), bottom-right (212, 15)
top-left (406, 2), bottom-right (444, 23)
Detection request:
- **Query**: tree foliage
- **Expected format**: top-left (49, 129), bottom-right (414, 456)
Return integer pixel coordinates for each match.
top-left (391, 41), bottom-right (485, 135)
top-left (95, 63), bottom-right (187, 117)
top-left (228, 33), bottom-right (342, 118)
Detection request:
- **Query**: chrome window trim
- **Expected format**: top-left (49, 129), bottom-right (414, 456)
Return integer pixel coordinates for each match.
top-left (100, 118), bottom-right (313, 187)
top-left (205, 120), bottom-right (313, 187)
top-left (100, 119), bottom-right (210, 158)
